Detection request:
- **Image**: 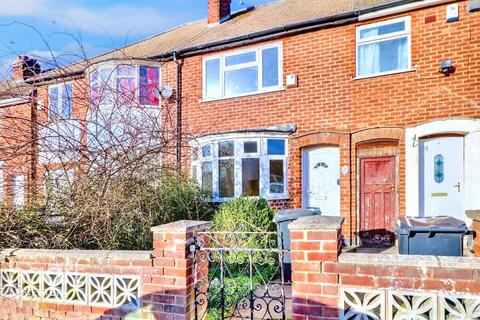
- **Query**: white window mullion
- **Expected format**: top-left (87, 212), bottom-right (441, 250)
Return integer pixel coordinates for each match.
top-left (258, 47), bottom-right (264, 91)
top-left (234, 141), bottom-right (242, 197)
top-left (260, 138), bottom-right (268, 197)
top-left (220, 56), bottom-right (225, 98)
top-left (212, 142), bottom-right (219, 199)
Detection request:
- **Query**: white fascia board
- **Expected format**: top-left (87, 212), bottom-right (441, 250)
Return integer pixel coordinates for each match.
top-left (0, 97), bottom-right (30, 107)
top-left (359, 0), bottom-right (451, 21)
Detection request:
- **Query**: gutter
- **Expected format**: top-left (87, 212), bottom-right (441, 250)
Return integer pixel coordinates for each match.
top-left (153, 0), bottom-right (443, 60)
top-left (0, 97), bottom-right (31, 107)
top-left (27, 0), bottom-right (449, 82)
top-left (359, 0), bottom-right (457, 20)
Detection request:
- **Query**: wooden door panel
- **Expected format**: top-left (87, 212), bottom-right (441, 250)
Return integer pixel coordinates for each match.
top-left (360, 157), bottom-right (396, 245)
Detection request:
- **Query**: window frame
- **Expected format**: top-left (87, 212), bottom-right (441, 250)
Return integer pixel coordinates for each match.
top-left (202, 42), bottom-right (283, 101)
top-left (193, 134), bottom-right (288, 202)
top-left (88, 63), bottom-right (161, 108)
top-left (48, 82), bottom-right (73, 121)
top-left (355, 16), bottom-right (412, 79)
top-left (12, 173), bottom-right (25, 208)
top-left (44, 168), bottom-right (75, 198)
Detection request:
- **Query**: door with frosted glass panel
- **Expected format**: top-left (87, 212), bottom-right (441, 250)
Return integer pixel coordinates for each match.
top-left (419, 137), bottom-right (464, 219)
top-left (302, 147), bottom-right (340, 215)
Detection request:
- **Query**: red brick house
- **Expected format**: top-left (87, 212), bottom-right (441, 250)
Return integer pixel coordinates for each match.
top-left (1, 0), bottom-right (479, 245)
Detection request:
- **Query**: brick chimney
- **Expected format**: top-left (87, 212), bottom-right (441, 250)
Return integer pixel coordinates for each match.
top-left (208, 0), bottom-right (232, 25)
top-left (11, 55), bottom-right (41, 81)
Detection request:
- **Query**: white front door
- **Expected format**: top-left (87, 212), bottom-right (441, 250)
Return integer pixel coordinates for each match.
top-left (302, 147), bottom-right (340, 215)
top-left (419, 136), bottom-right (464, 219)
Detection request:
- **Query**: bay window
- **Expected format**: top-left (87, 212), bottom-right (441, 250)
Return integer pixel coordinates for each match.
top-left (203, 43), bottom-right (283, 100)
top-left (90, 63), bottom-right (160, 108)
top-left (356, 16), bottom-right (411, 78)
top-left (48, 83), bottom-right (73, 120)
top-left (193, 134), bottom-right (288, 200)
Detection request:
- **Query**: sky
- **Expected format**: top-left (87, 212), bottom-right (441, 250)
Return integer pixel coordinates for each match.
top-left (0, 0), bottom-right (273, 77)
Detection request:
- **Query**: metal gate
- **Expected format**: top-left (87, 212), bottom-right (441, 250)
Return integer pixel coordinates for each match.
top-left (192, 231), bottom-right (291, 320)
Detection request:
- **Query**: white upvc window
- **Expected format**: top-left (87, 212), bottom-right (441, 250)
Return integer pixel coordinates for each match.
top-left (45, 169), bottom-right (74, 196)
top-left (89, 63), bottom-right (160, 108)
top-left (356, 16), bottom-right (411, 78)
top-left (12, 174), bottom-right (25, 208)
top-left (203, 42), bottom-right (283, 100)
top-left (48, 82), bottom-right (73, 121)
top-left (193, 134), bottom-right (288, 201)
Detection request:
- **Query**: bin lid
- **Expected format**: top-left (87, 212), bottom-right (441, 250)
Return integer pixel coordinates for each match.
top-left (273, 208), bottom-right (320, 223)
top-left (395, 216), bottom-right (467, 234)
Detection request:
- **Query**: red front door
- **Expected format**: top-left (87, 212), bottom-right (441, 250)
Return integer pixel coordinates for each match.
top-left (360, 157), bottom-right (396, 245)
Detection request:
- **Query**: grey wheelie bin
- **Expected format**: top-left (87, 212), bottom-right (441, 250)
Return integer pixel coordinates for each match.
top-left (394, 216), bottom-right (468, 257)
top-left (273, 208), bottom-right (320, 281)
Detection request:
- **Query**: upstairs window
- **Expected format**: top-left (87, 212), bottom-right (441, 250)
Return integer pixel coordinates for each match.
top-left (139, 66), bottom-right (160, 106)
top-left (117, 65), bottom-right (137, 106)
top-left (48, 83), bottom-right (73, 120)
top-left (192, 135), bottom-right (288, 201)
top-left (203, 43), bottom-right (282, 100)
top-left (356, 16), bottom-right (411, 78)
top-left (90, 64), bottom-right (160, 108)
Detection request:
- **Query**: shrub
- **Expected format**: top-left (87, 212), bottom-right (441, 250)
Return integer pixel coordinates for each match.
top-left (211, 197), bottom-right (276, 235)
top-left (0, 204), bottom-right (60, 249)
top-left (0, 169), bottom-right (214, 251)
top-left (207, 197), bottom-right (280, 319)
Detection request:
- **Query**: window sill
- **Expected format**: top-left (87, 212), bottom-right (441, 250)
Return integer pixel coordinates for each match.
top-left (200, 87), bottom-right (285, 103)
top-left (208, 195), bottom-right (289, 203)
top-left (353, 68), bottom-right (416, 80)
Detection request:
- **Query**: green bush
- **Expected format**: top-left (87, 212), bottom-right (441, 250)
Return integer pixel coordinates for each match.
top-left (206, 198), bottom-right (280, 318)
top-left (210, 197), bottom-right (277, 256)
top-left (0, 204), bottom-right (61, 249)
top-left (211, 197), bottom-right (276, 233)
top-left (0, 170), bottom-right (214, 251)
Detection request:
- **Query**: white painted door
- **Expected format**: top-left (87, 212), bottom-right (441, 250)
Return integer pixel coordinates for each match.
top-left (419, 137), bottom-right (464, 219)
top-left (302, 147), bottom-right (340, 215)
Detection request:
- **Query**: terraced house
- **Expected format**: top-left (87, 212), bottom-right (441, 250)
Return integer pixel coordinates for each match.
top-left (0, 0), bottom-right (479, 245)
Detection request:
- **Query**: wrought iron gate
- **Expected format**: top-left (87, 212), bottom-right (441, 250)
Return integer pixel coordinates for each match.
top-left (192, 231), bottom-right (291, 320)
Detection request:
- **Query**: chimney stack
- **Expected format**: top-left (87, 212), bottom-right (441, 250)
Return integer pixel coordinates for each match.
top-left (208, 0), bottom-right (232, 25)
top-left (11, 55), bottom-right (41, 81)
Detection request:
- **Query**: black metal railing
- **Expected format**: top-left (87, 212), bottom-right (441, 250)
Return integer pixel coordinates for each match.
top-left (193, 231), bottom-right (290, 320)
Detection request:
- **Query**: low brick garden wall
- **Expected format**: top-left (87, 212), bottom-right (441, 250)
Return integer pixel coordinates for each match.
top-left (0, 220), bottom-right (210, 320)
top-left (0, 216), bottom-right (479, 319)
top-left (289, 215), bottom-right (480, 320)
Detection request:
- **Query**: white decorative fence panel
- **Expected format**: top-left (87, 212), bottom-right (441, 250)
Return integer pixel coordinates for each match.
top-left (340, 287), bottom-right (480, 320)
top-left (0, 269), bottom-right (141, 309)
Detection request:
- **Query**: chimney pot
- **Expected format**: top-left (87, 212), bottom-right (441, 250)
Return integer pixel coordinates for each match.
top-left (208, 0), bottom-right (232, 25)
top-left (11, 55), bottom-right (41, 81)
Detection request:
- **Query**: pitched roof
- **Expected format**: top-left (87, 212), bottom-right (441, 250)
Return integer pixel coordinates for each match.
top-left (31, 0), bottom-right (403, 82)
top-left (175, 0), bottom-right (397, 52)
top-left (0, 79), bottom-right (33, 102)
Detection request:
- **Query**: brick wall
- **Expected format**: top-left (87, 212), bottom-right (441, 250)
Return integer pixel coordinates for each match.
top-left (2, 1), bottom-right (479, 237)
top-left (166, 1), bottom-right (480, 240)
top-left (0, 220), bottom-right (209, 320)
top-left (290, 215), bottom-right (480, 319)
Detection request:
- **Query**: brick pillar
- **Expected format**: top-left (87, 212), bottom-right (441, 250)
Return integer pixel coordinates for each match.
top-left (150, 220), bottom-right (211, 320)
top-left (466, 211), bottom-right (480, 257)
top-left (289, 216), bottom-right (344, 320)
